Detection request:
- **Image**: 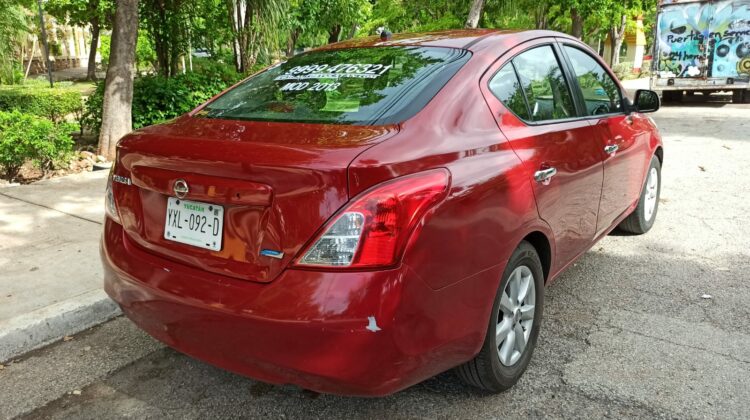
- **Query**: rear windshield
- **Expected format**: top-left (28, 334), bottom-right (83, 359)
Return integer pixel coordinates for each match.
top-left (200, 46), bottom-right (471, 125)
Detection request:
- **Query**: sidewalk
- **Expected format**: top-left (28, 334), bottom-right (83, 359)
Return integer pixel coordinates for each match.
top-left (0, 171), bottom-right (120, 362)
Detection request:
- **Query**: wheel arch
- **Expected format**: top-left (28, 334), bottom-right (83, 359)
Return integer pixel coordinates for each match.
top-left (654, 146), bottom-right (664, 165)
top-left (521, 231), bottom-right (552, 284)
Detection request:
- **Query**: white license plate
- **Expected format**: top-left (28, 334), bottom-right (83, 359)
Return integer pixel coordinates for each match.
top-left (164, 197), bottom-right (224, 251)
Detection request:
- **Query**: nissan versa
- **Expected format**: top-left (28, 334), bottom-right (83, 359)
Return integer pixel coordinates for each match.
top-left (102, 29), bottom-right (663, 396)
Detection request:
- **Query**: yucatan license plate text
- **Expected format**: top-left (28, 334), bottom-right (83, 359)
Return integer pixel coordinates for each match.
top-left (164, 197), bottom-right (224, 251)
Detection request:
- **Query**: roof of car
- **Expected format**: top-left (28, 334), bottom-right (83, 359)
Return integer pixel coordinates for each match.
top-left (320, 29), bottom-right (577, 52)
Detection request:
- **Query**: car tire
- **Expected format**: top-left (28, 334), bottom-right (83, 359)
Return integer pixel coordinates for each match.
top-left (455, 241), bottom-right (544, 392)
top-left (618, 155), bottom-right (661, 234)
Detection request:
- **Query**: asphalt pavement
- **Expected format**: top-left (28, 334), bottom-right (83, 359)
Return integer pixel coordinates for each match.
top-left (2, 101), bottom-right (749, 419)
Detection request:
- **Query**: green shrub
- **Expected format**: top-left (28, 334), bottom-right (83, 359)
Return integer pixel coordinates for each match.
top-left (0, 111), bottom-right (76, 181)
top-left (83, 64), bottom-right (248, 134)
top-left (612, 61), bottom-right (634, 81)
top-left (0, 86), bottom-right (83, 122)
top-left (0, 64), bottom-right (24, 85)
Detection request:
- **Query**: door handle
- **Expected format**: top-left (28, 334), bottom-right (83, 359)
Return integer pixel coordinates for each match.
top-left (604, 144), bottom-right (619, 155)
top-left (534, 167), bottom-right (557, 185)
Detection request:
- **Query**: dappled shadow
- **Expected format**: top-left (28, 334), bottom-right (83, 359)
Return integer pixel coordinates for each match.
top-left (0, 176), bottom-right (105, 321)
top-left (661, 93), bottom-right (734, 108)
top-left (652, 105), bottom-right (750, 143)
top-left (22, 244), bottom-right (750, 418)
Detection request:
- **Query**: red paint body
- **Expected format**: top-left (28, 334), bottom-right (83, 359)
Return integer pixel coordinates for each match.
top-left (101, 30), bottom-right (663, 396)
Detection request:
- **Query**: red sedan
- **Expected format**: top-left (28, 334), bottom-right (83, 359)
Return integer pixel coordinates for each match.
top-left (102, 29), bottom-right (663, 396)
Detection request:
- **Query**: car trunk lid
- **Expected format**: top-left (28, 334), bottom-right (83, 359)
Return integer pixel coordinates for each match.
top-left (113, 116), bottom-right (398, 283)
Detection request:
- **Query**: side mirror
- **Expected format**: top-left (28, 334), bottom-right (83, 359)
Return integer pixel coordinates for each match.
top-left (633, 89), bottom-right (660, 113)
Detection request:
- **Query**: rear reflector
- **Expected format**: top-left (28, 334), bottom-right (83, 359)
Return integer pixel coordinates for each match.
top-left (294, 169), bottom-right (450, 269)
top-left (105, 167), bottom-right (121, 224)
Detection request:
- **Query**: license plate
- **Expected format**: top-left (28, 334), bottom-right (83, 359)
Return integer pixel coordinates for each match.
top-left (164, 197), bottom-right (224, 251)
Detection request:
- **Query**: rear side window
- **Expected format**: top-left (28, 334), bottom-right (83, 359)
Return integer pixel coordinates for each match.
top-left (564, 46), bottom-right (623, 115)
top-left (489, 45), bottom-right (576, 123)
top-left (488, 65), bottom-right (530, 120)
top-left (201, 47), bottom-right (471, 125)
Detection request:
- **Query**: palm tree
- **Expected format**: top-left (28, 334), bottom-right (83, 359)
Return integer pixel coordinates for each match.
top-left (226, 0), bottom-right (287, 72)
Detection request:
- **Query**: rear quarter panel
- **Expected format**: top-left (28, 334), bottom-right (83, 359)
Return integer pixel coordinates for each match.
top-left (348, 49), bottom-right (545, 291)
top-left (347, 46), bottom-right (552, 364)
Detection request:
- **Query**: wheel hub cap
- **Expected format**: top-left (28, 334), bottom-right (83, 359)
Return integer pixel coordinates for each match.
top-left (496, 265), bottom-right (536, 366)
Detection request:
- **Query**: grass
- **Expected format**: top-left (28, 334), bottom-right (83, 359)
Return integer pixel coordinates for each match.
top-left (0, 79), bottom-right (97, 96)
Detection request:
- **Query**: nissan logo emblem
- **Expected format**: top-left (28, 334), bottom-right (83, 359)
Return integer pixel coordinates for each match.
top-left (173, 179), bottom-right (189, 198)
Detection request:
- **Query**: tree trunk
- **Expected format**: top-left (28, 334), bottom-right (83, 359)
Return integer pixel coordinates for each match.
top-left (155, 40), bottom-right (167, 76)
top-left (347, 23), bottom-right (358, 39)
top-left (225, 0), bottom-right (241, 71)
top-left (609, 14), bottom-right (627, 66)
top-left (286, 28), bottom-right (299, 57)
top-left (465, 0), bottom-right (485, 29)
top-left (86, 17), bottom-right (100, 80)
top-left (328, 25), bottom-right (341, 44)
top-left (571, 7), bottom-right (583, 39)
top-left (169, 46), bottom-right (179, 76)
top-left (97, 0), bottom-right (139, 161)
top-left (535, 4), bottom-right (549, 29)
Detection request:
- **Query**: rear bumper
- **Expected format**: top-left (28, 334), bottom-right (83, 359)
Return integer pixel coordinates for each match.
top-left (101, 218), bottom-right (494, 396)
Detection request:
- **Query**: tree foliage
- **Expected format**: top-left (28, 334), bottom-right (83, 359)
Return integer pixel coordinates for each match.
top-left (45, 0), bottom-right (113, 29)
top-left (46, 0), bottom-right (115, 79)
top-left (2, 0), bottom-right (658, 161)
top-left (0, 0), bottom-right (31, 84)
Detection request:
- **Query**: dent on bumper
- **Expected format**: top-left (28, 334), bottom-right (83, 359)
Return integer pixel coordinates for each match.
top-left (101, 218), bottom-right (497, 396)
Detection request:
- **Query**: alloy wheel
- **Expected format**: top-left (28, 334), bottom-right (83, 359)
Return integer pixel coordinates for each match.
top-left (496, 265), bottom-right (536, 366)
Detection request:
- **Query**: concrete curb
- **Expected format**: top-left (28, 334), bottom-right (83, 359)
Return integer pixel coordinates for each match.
top-left (0, 289), bottom-right (121, 363)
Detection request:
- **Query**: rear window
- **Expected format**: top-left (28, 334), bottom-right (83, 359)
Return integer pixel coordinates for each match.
top-left (200, 46), bottom-right (471, 125)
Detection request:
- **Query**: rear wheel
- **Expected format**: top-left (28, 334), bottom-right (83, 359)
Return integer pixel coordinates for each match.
top-left (662, 90), bottom-right (683, 103)
top-left (455, 241), bottom-right (544, 392)
top-left (731, 90), bottom-right (750, 103)
top-left (618, 155), bottom-right (661, 234)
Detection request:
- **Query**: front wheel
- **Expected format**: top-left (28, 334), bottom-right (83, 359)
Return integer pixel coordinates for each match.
top-left (455, 241), bottom-right (544, 392)
top-left (618, 155), bottom-right (661, 234)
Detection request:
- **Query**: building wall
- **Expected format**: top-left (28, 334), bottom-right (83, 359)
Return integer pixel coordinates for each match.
top-left (21, 17), bottom-right (97, 75)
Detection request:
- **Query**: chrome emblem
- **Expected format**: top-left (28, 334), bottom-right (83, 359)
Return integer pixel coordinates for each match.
top-left (112, 175), bottom-right (132, 185)
top-left (173, 179), bottom-right (189, 198)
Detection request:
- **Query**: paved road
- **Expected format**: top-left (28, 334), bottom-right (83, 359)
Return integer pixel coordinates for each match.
top-left (2, 102), bottom-right (749, 419)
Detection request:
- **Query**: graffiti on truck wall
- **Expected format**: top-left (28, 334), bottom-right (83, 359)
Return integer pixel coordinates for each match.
top-left (658, 0), bottom-right (750, 78)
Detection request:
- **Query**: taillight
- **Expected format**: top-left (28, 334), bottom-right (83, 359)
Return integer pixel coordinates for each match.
top-left (295, 169), bottom-right (450, 269)
top-left (105, 166), bottom-right (121, 224)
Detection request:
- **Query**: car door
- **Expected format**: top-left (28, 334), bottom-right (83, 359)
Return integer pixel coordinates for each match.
top-left (481, 41), bottom-right (605, 271)
top-left (558, 43), bottom-right (651, 235)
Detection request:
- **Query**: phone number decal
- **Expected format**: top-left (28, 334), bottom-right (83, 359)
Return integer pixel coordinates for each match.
top-left (274, 63), bottom-right (393, 81)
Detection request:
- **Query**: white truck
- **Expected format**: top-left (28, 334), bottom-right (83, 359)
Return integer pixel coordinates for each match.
top-left (652, 0), bottom-right (750, 102)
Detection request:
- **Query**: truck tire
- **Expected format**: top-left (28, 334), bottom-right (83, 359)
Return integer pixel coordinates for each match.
top-left (663, 90), bottom-right (683, 103)
top-left (732, 90), bottom-right (744, 103)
